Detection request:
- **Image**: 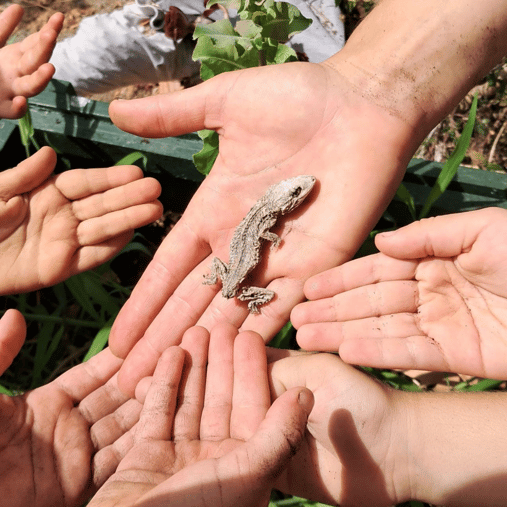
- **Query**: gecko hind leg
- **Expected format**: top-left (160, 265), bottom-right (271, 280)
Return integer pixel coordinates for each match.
top-left (238, 286), bottom-right (275, 313)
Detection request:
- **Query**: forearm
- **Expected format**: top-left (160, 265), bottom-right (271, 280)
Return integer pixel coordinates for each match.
top-left (327, 0), bottom-right (507, 139)
top-left (401, 391), bottom-right (507, 506)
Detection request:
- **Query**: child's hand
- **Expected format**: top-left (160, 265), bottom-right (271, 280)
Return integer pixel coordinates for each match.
top-left (0, 347), bottom-right (141, 507)
top-left (268, 348), bottom-right (411, 506)
top-left (89, 325), bottom-right (312, 507)
top-left (0, 309), bottom-right (26, 375)
top-left (0, 5), bottom-right (64, 119)
top-left (292, 207), bottom-right (507, 379)
top-left (0, 146), bottom-right (162, 294)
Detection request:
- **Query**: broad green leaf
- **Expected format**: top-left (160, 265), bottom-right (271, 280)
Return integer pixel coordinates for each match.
top-left (193, 31), bottom-right (260, 79)
top-left (193, 129), bottom-right (219, 175)
top-left (419, 94), bottom-right (478, 219)
top-left (235, 19), bottom-right (263, 39)
top-left (239, 0), bottom-right (312, 41)
top-left (253, 36), bottom-right (298, 63)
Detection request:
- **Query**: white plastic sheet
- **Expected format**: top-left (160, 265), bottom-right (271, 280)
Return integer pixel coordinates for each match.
top-left (50, 0), bottom-right (344, 94)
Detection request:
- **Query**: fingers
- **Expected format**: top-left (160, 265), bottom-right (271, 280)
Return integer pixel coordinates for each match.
top-left (134, 346), bottom-right (185, 443)
top-left (231, 329), bottom-right (271, 440)
top-left (302, 253), bottom-right (418, 301)
top-left (76, 200), bottom-right (163, 245)
top-left (0, 4), bottom-right (24, 47)
top-left (110, 225), bottom-right (216, 394)
top-left (0, 309), bottom-right (26, 375)
top-left (295, 312), bottom-right (453, 372)
top-left (0, 146), bottom-right (57, 202)
top-left (374, 208), bottom-right (507, 260)
top-left (55, 166), bottom-right (162, 245)
top-left (55, 165), bottom-right (147, 200)
top-left (17, 13), bottom-right (63, 76)
top-left (108, 74), bottom-right (226, 137)
top-left (12, 62), bottom-right (56, 101)
top-left (239, 385), bottom-right (313, 473)
top-left (200, 324), bottom-right (235, 440)
top-left (296, 312), bottom-right (422, 352)
top-left (173, 327), bottom-right (209, 441)
top-left (292, 280), bottom-right (419, 328)
top-left (55, 347), bottom-right (124, 405)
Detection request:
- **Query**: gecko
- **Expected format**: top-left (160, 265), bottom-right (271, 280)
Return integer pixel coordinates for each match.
top-left (203, 175), bottom-right (316, 313)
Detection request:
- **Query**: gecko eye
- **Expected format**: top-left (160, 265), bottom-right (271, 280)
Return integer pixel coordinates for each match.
top-left (292, 187), bottom-right (302, 197)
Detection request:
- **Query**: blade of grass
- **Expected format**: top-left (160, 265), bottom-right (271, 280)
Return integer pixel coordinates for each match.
top-left (83, 320), bottom-right (112, 361)
top-left (419, 94), bottom-right (478, 219)
top-left (115, 151), bottom-right (148, 169)
top-left (395, 182), bottom-right (417, 221)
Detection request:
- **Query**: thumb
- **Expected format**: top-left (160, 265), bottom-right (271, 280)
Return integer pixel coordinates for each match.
top-left (0, 309), bottom-right (26, 375)
top-left (374, 208), bottom-right (498, 259)
top-left (0, 146), bottom-right (57, 201)
top-left (108, 73), bottom-right (229, 138)
top-left (240, 386), bottom-right (313, 480)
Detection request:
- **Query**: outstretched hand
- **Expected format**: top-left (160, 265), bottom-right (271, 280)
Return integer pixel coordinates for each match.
top-left (0, 146), bottom-right (162, 294)
top-left (0, 4), bottom-right (64, 119)
top-left (267, 347), bottom-right (411, 506)
top-left (108, 60), bottom-right (417, 395)
top-left (0, 347), bottom-right (143, 507)
top-left (293, 207), bottom-right (507, 378)
top-left (90, 324), bottom-right (312, 507)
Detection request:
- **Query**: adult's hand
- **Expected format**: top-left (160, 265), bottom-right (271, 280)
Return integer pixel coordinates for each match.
top-left (108, 0), bottom-right (507, 395)
top-left (108, 61), bottom-right (414, 395)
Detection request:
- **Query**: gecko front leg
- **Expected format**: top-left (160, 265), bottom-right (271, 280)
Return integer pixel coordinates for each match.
top-left (203, 257), bottom-right (229, 287)
top-left (261, 231), bottom-right (281, 249)
top-left (238, 285), bottom-right (275, 313)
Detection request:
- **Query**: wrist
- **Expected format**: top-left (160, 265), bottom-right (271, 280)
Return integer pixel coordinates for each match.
top-left (324, 0), bottom-right (507, 140)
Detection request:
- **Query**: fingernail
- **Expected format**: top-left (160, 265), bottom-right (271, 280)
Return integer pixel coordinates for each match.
top-left (377, 229), bottom-right (397, 238)
top-left (297, 388), bottom-right (314, 412)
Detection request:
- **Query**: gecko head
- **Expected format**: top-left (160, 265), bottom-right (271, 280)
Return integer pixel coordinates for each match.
top-left (266, 175), bottom-right (316, 214)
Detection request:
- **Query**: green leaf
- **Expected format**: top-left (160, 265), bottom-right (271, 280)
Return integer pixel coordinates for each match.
top-left (270, 321), bottom-right (295, 348)
top-left (456, 378), bottom-right (504, 392)
top-left (251, 0), bottom-right (313, 42)
top-left (193, 129), bottom-right (219, 175)
top-left (18, 109), bottom-right (40, 156)
top-left (193, 21), bottom-right (260, 79)
top-left (83, 321), bottom-right (112, 361)
top-left (419, 94), bottom-right (478, 219)
top-left (395, 182), bottom-right (417, 221)
top-left (115, 151), bottom-right (148, 168)
top-left (0, 384), bottom-right (12, 396)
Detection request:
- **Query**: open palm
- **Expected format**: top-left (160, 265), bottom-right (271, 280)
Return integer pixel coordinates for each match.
top-left (293, 208), bottom-right (507, 378)
top-left (90, 324), bottom-right (311, 507)
top-left (0, 5), bottom-right (63, 118)
top-left (0, 147), bottom-right (162, 294)
top-left (0, 348), bottom-right (142, 507)
top-left (108, 60), bottom-right (419, 395)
